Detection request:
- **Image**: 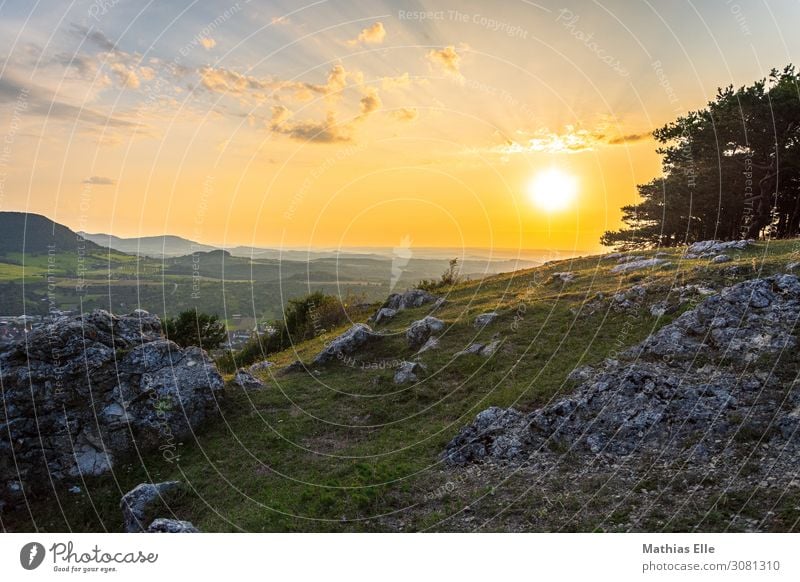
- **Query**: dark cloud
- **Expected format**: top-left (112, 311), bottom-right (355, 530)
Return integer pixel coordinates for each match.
top-left (69, 23), bottom-right (116, 51)
top-left (607, 132), bottom-right (651, 145)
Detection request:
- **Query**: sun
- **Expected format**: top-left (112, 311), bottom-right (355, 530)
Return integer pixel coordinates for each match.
top-left (527, 168), bottom-right (578, 212)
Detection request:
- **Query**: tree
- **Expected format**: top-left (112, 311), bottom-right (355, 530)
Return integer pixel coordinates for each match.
top-left (603, 65), bottom-right (800, 249)
top-left (164, 309), bottom-right (227, 350)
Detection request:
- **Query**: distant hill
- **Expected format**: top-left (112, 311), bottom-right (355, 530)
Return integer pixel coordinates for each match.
top-left (0, 212), bottom-right (105, 255)
top-left (79, 231), bottom-right (218, 257)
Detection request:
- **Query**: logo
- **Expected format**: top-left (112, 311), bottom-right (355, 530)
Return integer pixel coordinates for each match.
top-left (20, 542), bottom-right (46, 570)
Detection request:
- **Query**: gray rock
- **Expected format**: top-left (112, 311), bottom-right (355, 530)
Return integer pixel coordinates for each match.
top-left (373, 307), bottom-right (397, 324)
top-left (610, 258), bottom-right (668, 274)
top-left (381, 289), bottom-right (439, 311)
top-left (234, 369), bottom-right (264, 390)
top-left (416, 336), bottom-right (440, 354)
top-left (146, 518), bottom-right (200, 533)
top-left (394, 361), bottom-right (425, 384)
top-left (474, 312), bottom-right (499, 328)
top-left (617, 255), bottom-right (646, 264)
top-left (603, 252), bottom-right (623, 260)
top-left (121, 481), bottom-right (183, 533)
top-left (406, 316), bottom-right (445, 349)
top-left (711, 254), bottom-right (731, 264)
top-left (312, 324), bottom-right (380, 365)
top-left (687, 239), bottom-right (751, 255)
top-left (0, 310), bottom-right (223, 505)
top-left (455, 343), bottom-right (486, 357)
top-left (787, 261), bottom-right (800, 271)
top-left (550, 272), bottom-right (575, 284)
top-left (247, 360), bottom-right (273, 374)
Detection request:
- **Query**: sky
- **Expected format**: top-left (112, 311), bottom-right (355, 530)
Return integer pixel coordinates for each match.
top-left (0, 0), bottom-right (798, 253)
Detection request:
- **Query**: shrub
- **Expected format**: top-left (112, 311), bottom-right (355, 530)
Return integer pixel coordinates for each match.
top-left (163, 309), bottom-right (227, 350)
top-left (418, 258), bottom-right (462, 291)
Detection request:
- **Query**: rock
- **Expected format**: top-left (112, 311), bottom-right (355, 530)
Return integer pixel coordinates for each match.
top-left (455, 339), bottom-right (501, 358)
top-left (381, 289), bottom-right (439, 311)
top-left (617, 255), bottom-right (646, 264)
top-left (687, 239), bottom-right (751, 255)
top-left (416, 336), bottom-right (440, 354)
top-left (373, 307), bottom-right (397, 324)
top-left (550, 272), bottom-right (575, 284)
top-left (234, 369), bottom-right (264, 390)
top-left (247, 360), bottom-right (273, 374)
top-left (610, 258), bottom-right (668, 274)
top-left (121, 481), bottom-right (183, 533)
top-left (312, 324), bottom-right (380, 365)
top-left (443, 407), bottom-right (526, 465)
top-left (474, 312), bottom-right (499, 328)
top-left (406, 316), bottom-right (445, 349)
top-left (603, 252), bottom-right (623, 260)
top-left (0, 310), bottom-right (223, 505)
top-left (146, 518), bottom-right (200, 533)
top-left (394, 361), bottom-right (425, 384)
top-left (787, 261), bottom-right (800, 271)
top-left (280, 360), bottom-right (305, 375)
top-left (711, 254), bottom-right (731, 264)
top-left (443, 275), bottom-right (800, 466)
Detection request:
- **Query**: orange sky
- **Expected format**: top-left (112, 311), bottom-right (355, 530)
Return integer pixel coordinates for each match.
top-left (1, 0), bottom-right (798, 253)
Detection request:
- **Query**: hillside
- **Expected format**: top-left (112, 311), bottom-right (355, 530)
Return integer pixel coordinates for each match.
top-left (4, 238), bottom-right (800, 532)
top-left (0, 212), bottom-right (105, 256)
top-left (79, 231), bottom-right (218, 257)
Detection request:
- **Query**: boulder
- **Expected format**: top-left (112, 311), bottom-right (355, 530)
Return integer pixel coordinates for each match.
top-left (381, 289), bottom-right (439, 312)
top-left (550, 272), bottom-right (575, 284)
top-left (610, 258), bottom-right (668, 274)
top-left (394, 361), bottom-right (425, 384)
top-left (0, 310), bottom-right (223, 504)
top-left (121, 481), bottom-right (183, 533)
top-left (312, 323), bottom-right (380, 365)
top-left (147, 518), bottom-right (200, 533)
top-left (234, 369), bottom-right (264, 390)
top-left (474, 312), bottom-right (499, 328)
top-left (247, 360), bottom-right (273, 374)
top-left (456, 338), bottom-right (501, 358)
top-left (279, 360), bottom-right (306, 375)
top-left (373, 307), bottom-right (397, 324)
top-left (416, 336), bottom-right (440, 354)
top-left (687, 239), bottom-right (751, 255)
top-left (406, 317), bottom-right (445, 349)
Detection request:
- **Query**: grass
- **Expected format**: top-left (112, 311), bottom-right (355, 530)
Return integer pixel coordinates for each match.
top-left (5, 239), bottom-right (800, 532)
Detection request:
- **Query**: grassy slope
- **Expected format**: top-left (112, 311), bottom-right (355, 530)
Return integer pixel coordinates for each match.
top-left (6, 239), bottom-right (800, 532)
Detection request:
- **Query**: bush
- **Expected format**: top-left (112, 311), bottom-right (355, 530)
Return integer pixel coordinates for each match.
top-left (164, 310), bottom-right (227, 350)
top-left (418, 258), bottom-right (462, 291)
top-left (216, 291), bottom-right (357, 372)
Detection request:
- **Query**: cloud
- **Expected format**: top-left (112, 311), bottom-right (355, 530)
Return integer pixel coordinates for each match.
top-left (82, 176), bottom-right (116, 185)
top-left (359, 87), bottom-right (381, 117)
top-left (270, 110), bottom-right (352, 144)
top-left (426, 45), bottom-right (462, 77)
top-left (347, 22), bottom-right (386, 46)
top-left (607, 132), bottom-right (651, 145)
top-left (381, 72), bottom-right (411, 90)
top-left (200, 37), bottom-right (216, 50)
top-left (271, 16), bottom-right (290, 25)
top-left (111, 63), bottom-right (140, 88)
top-left (489, 126), bottom-right (653, 155)
top-left (391, 107), bottom-right (418, 122)
top-left (0, 75), bottom-right (136, 129)
top-left (70, 23), bottom-right (116, 51)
